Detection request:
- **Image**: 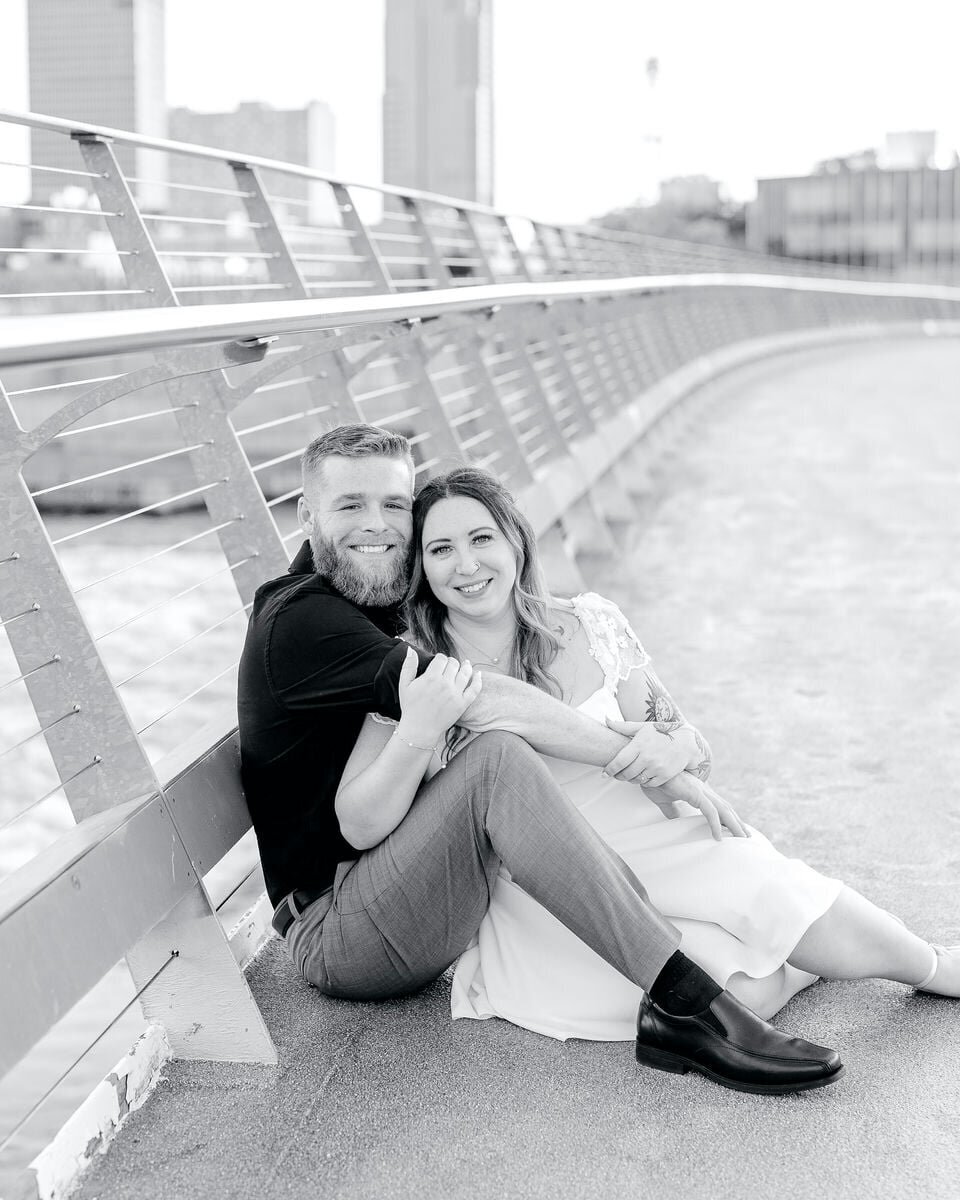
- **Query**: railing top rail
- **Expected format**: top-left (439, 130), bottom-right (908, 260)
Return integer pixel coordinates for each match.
top-left (3, 273), bottom-right (960, 368)
top-left (579, 222), bottom-right (848, 275)
top-left (0, 107), bottom-right (510, 218)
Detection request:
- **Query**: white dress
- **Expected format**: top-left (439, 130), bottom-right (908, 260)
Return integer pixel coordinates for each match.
top-left (450, 592), bottom-right (844, 1041)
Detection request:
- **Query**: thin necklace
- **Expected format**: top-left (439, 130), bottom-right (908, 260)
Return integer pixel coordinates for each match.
top-left (447, 621), bottom-right (515, 665)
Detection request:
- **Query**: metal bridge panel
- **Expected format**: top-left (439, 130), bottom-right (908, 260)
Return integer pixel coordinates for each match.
top-left (0, 793), bottom-right (192, 1077)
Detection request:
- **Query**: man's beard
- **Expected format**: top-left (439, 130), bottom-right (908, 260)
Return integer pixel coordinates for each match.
top-left (310, 530), bottom-right (411, 607)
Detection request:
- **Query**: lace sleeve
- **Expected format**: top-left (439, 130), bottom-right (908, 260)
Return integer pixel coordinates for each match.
top-left (570, 592), bottom-right (651, 693)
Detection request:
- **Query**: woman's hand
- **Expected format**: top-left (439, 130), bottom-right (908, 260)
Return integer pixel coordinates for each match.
top-left (396, 647), bottom-right (482, 748)
top-left (601, 717), bottom-right (691, 787)
top-left (650, 772), bottom-right (750, 841)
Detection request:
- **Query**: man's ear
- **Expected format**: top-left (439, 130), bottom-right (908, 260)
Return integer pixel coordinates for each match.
top-left (297, 495), bottom-right (312, 532)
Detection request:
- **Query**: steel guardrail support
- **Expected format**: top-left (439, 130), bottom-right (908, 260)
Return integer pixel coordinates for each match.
top-left (74, 134), bottom-right (178, 307)
top-left (229, 161), bottom-right (311, 298)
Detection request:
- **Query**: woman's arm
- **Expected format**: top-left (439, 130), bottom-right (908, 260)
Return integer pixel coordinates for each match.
top-left (335, 713), bottom-right (432, 851)
top-left (603, 663), bottom-right (713, 784)
top-left (335, 650), bottom-right (480, 850)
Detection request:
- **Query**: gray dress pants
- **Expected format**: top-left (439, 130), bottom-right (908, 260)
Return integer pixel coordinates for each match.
top-left (286, 730), bottom-right (681, 1000)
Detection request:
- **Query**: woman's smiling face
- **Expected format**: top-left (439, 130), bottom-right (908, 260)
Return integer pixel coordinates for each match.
top-left (420, 495), bottom-right (518, 621)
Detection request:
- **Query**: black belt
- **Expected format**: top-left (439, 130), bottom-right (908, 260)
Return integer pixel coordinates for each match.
top-left (271, 886), bottom-right (330, 938)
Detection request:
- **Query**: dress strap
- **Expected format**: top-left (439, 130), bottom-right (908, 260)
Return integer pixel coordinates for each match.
top-left (569, 592), bottom-right (651, 693)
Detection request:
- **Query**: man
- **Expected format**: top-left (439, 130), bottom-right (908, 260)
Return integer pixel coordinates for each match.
top-left (238, 423), bottom-right (843, 1094)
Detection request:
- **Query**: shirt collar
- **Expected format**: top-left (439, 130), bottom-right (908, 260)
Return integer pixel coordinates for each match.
top-left (287, 539), bottom-right (315, 575)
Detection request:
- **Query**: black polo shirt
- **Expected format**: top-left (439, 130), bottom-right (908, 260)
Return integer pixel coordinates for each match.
top-left (237, 541), bottom-right (433, 907)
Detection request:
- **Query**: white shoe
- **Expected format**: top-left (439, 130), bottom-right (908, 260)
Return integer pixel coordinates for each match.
top-left (915, 945), bottom-right (960, 996)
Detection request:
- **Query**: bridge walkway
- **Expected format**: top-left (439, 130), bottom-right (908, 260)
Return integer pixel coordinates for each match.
top-left (74, 336), bottom-right (960, 1200)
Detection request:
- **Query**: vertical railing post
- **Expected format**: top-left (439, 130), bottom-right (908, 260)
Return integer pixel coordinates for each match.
top-left (461, 208), bottom-right (497, 284)
top-left (81, 140), bottom-right (291, 603)
top-left (396, 323), bottom-right (466, 471)
top-left (75, 134), bottom-right (177, 306)
top-left (333, 182), bottom-right (392, 290)
top-left (497, 214), bottom-right (537, 281)
top-left (405, 197), bottom-right (454, 288)
top-left (496, 222), bottom-right (596, 441)
top-left (452, 325), bottom-right (535, 486)
top-left (532, 222), bottom-right (567, 279)
top-left (230, 161), bottom-right (309, 298)
top-left (0, 396), bottom-right (157, 819)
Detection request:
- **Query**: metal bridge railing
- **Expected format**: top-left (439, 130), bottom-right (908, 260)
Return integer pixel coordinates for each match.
top-left (2, 106), bottom-right (960, 1191)
top-left (1, 108), bottom-right (856, 323)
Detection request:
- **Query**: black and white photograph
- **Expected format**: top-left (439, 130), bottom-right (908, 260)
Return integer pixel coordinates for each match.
top-left (1, 2), bottom-right (958, 1197)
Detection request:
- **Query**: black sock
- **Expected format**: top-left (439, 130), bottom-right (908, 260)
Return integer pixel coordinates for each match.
top-left (648, 951), bottom-right (723, 1016)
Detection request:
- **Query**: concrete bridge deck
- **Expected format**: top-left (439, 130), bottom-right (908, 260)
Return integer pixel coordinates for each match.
top-left (74, 336), bottom-right (960, 1200)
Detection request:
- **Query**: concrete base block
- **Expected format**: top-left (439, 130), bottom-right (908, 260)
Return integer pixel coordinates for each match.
top-left (536, 523), bottom-right (586, 595)
top-left (561, 493), bottom-right (618, 559)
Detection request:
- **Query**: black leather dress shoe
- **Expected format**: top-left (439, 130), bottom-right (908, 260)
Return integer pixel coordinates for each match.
top-left (636, 991), bottom-right (844, 1094)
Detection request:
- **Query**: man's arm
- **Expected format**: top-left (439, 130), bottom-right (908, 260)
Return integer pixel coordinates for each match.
top-left (458, 671), bottom-right (633, 768)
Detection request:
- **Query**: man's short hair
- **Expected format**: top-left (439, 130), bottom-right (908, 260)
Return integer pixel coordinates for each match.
top-left (301, 423), bottom-right (414, 488)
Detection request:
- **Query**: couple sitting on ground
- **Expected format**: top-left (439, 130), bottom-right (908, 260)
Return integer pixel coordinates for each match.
top-left (237, 422), bottom-right (958, 1096)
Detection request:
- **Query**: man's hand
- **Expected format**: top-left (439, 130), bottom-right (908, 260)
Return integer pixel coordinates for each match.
top-left (648, 772), bottom-right (751, 841)
top-left (602, 717), bottom-right (690, 787)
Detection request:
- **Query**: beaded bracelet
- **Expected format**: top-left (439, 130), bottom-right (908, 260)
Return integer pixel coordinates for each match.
top-left (391, 727), bottom-right (447, 769)
top-left (392, 729), bottom-right (436, 753)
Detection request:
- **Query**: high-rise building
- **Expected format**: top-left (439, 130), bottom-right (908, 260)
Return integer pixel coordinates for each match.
top-left (169, 102), bottom-right (336, 222)
top-left (383, 0), bottom-right (493, 205)
top-left (27, 0), bottom-right (166, 203)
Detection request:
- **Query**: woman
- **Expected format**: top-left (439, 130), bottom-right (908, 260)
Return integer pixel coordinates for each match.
top-left (336, 466), bottom-right (959, 1038)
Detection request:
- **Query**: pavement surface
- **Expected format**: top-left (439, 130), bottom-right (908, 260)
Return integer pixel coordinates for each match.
top-left (77, 336), bottom-right (960, 1200)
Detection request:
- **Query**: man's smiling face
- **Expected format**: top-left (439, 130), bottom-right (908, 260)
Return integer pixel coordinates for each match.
top-left (298, 453), bottom-right (414, 606)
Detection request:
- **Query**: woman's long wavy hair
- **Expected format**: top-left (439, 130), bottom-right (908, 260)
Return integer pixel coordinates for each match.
top-left (404, 467), bottom-right (563, 706)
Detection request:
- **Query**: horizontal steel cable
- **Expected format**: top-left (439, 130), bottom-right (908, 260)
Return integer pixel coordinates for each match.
top-left (126, 175), bottom-right (253, 198)
top-left (116, 601), bottom-right (252, 688)
top-left (0, 704), bottom-right (81, 760)
top-left (0, 656), bottom-right (60, 695)
top-left (267, 488), bottom-right (304, 509)
top-left (234, 402), bottom-right (334, 438)
top-left (56, 403), bottom-right (198, 438)
top-left (0, 158), bottom-right (100, 177)
top-left (214, 863), bottom-right (264, 913)
top-left (8, 373), bottom-right (124, 397)
top-left (0, 755), bottom-right (101, 836)
top-left (51, 481), bottom-right (225, 546)
top-left (31, 442), bottom-right (211, 498)
top-left (0, 603), bottom-right (40, 628)
top-left (73, 518), bottom-right (241, 593)
top-left (95, 556), bottom-right (257, 642)
top-left (137, 660), bottom-right (240, 735)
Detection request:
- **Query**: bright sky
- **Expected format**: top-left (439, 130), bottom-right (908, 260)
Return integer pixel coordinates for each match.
top-left (1, 0), bottom-right (959, 222)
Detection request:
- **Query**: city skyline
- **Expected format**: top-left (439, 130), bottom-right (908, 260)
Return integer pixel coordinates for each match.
top-left (1, 0), bottom-right (958, 223)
